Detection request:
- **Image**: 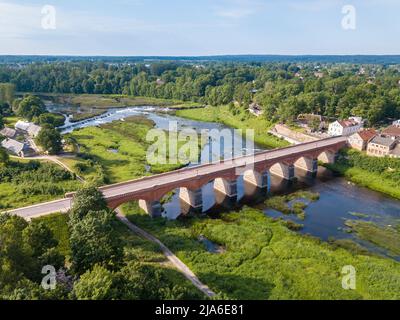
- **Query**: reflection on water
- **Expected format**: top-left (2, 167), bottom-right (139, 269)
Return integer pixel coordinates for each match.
top-left (49, 104), bottom-right (400, 260)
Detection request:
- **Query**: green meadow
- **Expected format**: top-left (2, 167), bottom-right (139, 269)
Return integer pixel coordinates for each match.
top-left (176, 105), bottom-right (289, 149)
top-left (123, 203), bottom-right (400, 300)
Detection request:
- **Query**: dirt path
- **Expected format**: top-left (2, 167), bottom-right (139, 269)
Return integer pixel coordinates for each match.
top-left (116, 209), bottom-right (216, 298)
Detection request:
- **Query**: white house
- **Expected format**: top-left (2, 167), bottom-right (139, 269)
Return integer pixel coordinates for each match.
top-left (15, 120), bottom-right (42, 138)
top-left (0, 127), bottom-right (16, 138)
top-left (1, 138), bottom-right (27, 157)
top-left (328, 118), bottom-right (364, 137)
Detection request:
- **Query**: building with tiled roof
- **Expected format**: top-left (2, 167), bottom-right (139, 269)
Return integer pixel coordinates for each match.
top-left (348, 129), bottom-right (377, 151)
top-left (328, 117), bottom-right (364, 137)
top-left (382, 125), bottom-right (400, 139)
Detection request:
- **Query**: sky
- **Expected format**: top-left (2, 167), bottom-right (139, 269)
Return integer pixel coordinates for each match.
top-left (0, 0), bottom-right (399, 56)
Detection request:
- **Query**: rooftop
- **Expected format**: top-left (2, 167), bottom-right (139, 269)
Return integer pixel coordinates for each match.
top-left (338, 120), bottom-right (360, 128)
top-left (369, 135), bottom-right (397, 147)
top-left (356, 129), bottom-right (377, 142)
top-left (382, 125), bottom-right (400, 137)
top-left (0, 127), bottom-right (16, 138)
top-left (1, 138), bottom-right (25, 154)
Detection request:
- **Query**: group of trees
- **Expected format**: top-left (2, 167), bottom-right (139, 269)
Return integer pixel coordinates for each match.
top-left (0, 186), bottom-right (199, 299)
top-left (2, 61), bottom-right (400, 125)
top-left (10, 94), bottom-right (63, 155)
top-left (0, 83), bottom-right (15, 129)
top-left (0, 213), bottom-right (66, 299)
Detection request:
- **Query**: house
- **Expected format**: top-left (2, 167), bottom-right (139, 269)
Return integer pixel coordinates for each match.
top-left (15, 120), bottom-right (42, 138)
top-left (367, 136), bottom-right (397, 157)
top-left (1, 138), bottom-right (27, 157)
top-left (0, 127), bottom-right (16, 139)
top-left (348, 129), bottom-right (377, 151)
top-left (392, 119), bottom-right (400, 127)
top-left (15, 120), bottom-right (30, 132)
top-left (381, 125), bottom-right (400, 139)
top-left (27, 124), bottom-right (42, 137)
top-left (248, 103), bottom-right (264, 117)
top-left (328, 118), bottom-right (364, 137)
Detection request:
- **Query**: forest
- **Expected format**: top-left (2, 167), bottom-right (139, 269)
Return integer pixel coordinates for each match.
top-left (1, 61), bottom-right (400, 126)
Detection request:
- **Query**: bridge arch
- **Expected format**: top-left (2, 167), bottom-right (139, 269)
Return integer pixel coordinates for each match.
top-left (269, 162), bottom-right (295, 180)
top-left (242, 169), bottom-right (270, 188)
top-left (317, 149), bottom-right (338, 164)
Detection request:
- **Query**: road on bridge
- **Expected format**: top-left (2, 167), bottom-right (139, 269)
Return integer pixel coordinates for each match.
top-left (6, 136), bottom-right (346, 219)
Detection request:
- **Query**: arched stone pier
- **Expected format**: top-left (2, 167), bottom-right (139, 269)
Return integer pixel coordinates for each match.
top-left (243, 170), bottom-right (270, 189)
top-left (138, 200), bottom-right (162, 218)
top-left (179, 187), bottom-right (203, 210)
top-left (318, 150), bottom-right (338, 164)
top-left (269, 162), bottom-right (295, 180)
top-left (214, 178), bottom-right (237, 198)
top-left (294, 157), bottom-right (318, 173)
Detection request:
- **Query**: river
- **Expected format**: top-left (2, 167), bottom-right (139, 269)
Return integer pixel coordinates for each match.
top-left (48, 105), bottom-right (400, 261)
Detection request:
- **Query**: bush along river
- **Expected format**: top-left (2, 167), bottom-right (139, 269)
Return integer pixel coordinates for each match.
top-left (49, 104), bottom-right (400, 261)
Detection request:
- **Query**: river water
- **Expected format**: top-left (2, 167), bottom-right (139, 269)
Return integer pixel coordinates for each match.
top-left (49, 105), bottom-right (400, 260)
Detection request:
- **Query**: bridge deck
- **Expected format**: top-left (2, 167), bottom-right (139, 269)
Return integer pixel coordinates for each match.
top-left (6, 136), bottom-right (347, 219)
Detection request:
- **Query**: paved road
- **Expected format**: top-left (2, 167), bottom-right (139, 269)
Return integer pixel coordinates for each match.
top-left (6, 136), bottom-right (346, 218)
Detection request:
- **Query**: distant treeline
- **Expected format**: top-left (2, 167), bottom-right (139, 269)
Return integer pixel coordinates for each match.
top-left (2, 55), bottom-right (400, 64)
top-left (1, 61), bottom-right (400, 125)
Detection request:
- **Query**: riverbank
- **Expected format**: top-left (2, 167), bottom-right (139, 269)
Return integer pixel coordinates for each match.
top-left (325, 149), bottom-right (400, 200)
top-left (176, 105), bottom-right (289, 149)
top-left (123, 203), bottom-right (400, 300)
top-left (63, 116), bottom-right (190, 185)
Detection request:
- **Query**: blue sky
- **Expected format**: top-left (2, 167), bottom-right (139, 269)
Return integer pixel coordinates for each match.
top-left (0, 0), bottom-right (399, 55)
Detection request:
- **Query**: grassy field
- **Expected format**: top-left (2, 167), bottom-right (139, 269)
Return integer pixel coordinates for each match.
top-left (64, 116), bottom-right (197, 185)
top-left (345, 220), bottom-right (400, 256)
top-left (0, 159), bottom-right (81, 210)
top-left (3, 116), bottom-right (21, 127)
top-left (176, 105), bottom-right (289, 149)
top-left (34, 212), bottom-right (205, 299)
top-left (123, 203), bottom-right (400, 300)
top-left (42, 93), bottom-right (202, 109)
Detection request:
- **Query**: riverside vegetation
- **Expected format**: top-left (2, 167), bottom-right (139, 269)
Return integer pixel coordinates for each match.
top-left (63, 115), bottom-right (202, 186)
top-left (327, 149), bottom-right (400, 199)
top-left (123, 203), bottom-right (400, 300)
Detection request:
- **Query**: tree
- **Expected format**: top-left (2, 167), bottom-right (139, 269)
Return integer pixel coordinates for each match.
top-left (0, 83), bottom-right (15, 105)
top-left (15, 95), bottom-right (46, 121)
top-left (0, 147), bottom-right (9, 166)
top-left (38, 113), bottom-right (65, 127)
top-left (69, 185), bottom-right (108, 221)
top-left (35, 127), bottom-right (62, 155)
top-left (72, 265), bottom-right (117, 300)
top-left (69, 210), bottom-right (123, 275)
top-left (22, 221), bottom-right (58, 258)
